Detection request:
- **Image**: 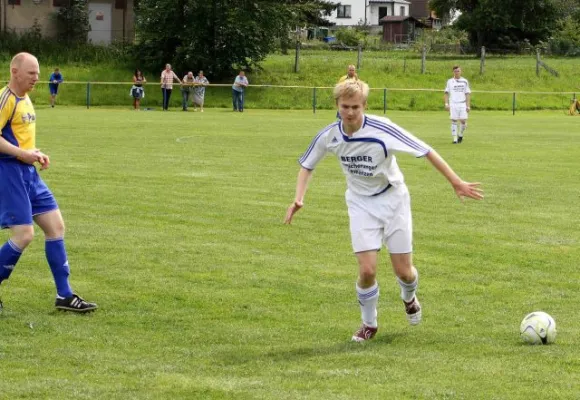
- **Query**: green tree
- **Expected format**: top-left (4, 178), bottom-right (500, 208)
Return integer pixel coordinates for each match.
top-left (429, 0), bottom-right (558, 50)
top-left (134, 0), bottom-right (337, 79)
top-left (55, 0), bottom-right (90, 45)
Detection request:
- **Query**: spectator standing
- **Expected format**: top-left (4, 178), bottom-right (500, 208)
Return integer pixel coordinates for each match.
top-left (193, 71), bottom-right (209, 112)
top-left (181, 71), bottom-right (195, 111)
top-left (160, 64), bottom-right (181, 111)
top-left (131, 69), bottom-right (146, 110)
top-left (48, 67), bottom-right (63, 108)
top-left (232, 71), bottom-right (248, 112)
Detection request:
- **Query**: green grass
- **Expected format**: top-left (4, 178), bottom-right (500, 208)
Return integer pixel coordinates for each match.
top-left (1, 51), bottom-right (578, 110)
top-left (0, 107), bottom-right (579, 399)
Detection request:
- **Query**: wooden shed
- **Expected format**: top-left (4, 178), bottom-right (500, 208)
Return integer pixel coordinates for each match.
top-left (379, 16), bottom-right (426, 43)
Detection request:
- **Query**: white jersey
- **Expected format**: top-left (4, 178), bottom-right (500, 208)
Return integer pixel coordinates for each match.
top-left (299, 115), bottom-right (431, 196)
top-left (445, 78), bottom-right (471, 103)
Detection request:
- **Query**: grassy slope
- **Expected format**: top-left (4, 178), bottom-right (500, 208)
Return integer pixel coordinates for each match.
top-left (1, 51), bottom-right (578, 110)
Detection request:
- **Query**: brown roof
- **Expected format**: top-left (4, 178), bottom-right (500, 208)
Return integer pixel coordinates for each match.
top-left (379, 15), bottom-right (428, 27)
top-left (379, 16), bottom-right (418, 23)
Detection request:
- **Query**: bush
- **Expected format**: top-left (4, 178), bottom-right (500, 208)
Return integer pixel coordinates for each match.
top-left (334, 27), bottom-right (366, 47)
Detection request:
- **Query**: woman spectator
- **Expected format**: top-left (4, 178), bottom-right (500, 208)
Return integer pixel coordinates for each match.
top-left (193, 70), bottom-right (209, 112)
top-left (131, 69), bottom-right (146, 110)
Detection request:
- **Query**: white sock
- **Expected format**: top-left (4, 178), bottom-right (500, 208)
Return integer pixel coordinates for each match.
top-left (356, 282), bottom-right (379, 328)
top-left (396, 267), bottom-right (418, 303)
top-left (460, 123), bottom-right (467, 137)
top-left (451, 123), bottom-right (458, 141)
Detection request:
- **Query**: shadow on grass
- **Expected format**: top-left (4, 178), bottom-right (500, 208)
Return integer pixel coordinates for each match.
top-left (217, 331), bottom-right (407, 366)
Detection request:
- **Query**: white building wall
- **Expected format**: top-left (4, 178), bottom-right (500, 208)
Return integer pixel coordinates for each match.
top-left (324, 0), bottom-right (367, 26)
top-left (323, 1), bottom-right (409, 26)
top-left (368, 3), bottom-right (409, 25)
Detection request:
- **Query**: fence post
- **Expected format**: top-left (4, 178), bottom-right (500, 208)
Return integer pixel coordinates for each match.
top-left (383, 88), bottom-right (387, 114)
top-left (512, 92), bottom-right (516, 115)
top-left (421, 45), bottom-right (426, 74)
top-left (357, 43), bottom-right (362, 69)
top-left (312, 87), bottom-right (317, 114)
top-left (294, 41), bottom-right (301, 73)
top-left (86, 82), bottom-right (91, 109)
top-left (536, 49), bottom-right (540, 77)
top-left (480, 46), bottom-right (485, 75)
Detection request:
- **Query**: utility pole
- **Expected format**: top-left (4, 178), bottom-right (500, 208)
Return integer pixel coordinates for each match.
top-left (364, 0), bottom-right (368, 25)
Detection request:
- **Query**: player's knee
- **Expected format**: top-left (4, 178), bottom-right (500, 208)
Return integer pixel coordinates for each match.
top-left (397, 268), bottom-right (415, 283)
top-left (50, 220), bottom-right (66, 238)
top-left (12, 228), bottom-right (35, 248)
top-left (359, 264), bottom-right (377, 282)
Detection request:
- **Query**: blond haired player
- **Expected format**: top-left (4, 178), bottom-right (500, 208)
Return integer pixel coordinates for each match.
top-left (444, 66), bottom-right (471, 144)
top-left (285, 80), bottom-right (483, 342)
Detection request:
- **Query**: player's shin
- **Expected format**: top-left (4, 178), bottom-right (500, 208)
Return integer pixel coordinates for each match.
top-left (0, 240), bottom-right (23, 284)
top-left (396, 266), bottom-right (418, 302)
top-left (451, 122), bottom-right (458, 142)
top-left (45, 238), bottom-right (73, 298)
top-left (356, 282), bottom-right (379, 328)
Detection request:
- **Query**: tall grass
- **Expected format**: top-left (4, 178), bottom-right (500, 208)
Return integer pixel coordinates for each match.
top-left (1, 50), bottom-right (578, 111)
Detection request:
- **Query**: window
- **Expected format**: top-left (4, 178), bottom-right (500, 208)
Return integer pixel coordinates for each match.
top-left (53, 0), bottom-right (70, 6)
top-left (8, 0), bottom-right (21, 5)
top-left (400, 6), bottom-right (406, 16)
top-left (337, 5), bottom-right (351, 18)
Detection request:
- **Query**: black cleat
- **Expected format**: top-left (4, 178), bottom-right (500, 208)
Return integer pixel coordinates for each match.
top-left (55, 294), bottom-right (98, 313)
top-left (458, 136), bottom-right (463, 143)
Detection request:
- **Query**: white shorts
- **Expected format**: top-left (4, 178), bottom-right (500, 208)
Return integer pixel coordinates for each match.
top-left (345, 184), bottom-right (413, 254)
top-left (450, 104), bottom-right (468, 120)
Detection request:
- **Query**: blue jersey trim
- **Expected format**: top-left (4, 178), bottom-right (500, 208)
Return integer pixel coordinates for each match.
top-left (298, 122), bottom-right (339, 165)
top-left (366, 118), bottom-right (429, 154)
top-left (339, 123), bottom-right (388, 158)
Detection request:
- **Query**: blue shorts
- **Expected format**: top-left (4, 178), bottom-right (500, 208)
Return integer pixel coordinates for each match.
top-left (0, 159), bottom-right (59, 228)
top-left (49, 84), bottom-right (59, 95)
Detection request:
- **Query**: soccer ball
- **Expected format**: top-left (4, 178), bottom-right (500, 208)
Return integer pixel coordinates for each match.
top-left (520, 311), bottom-right (557, 345)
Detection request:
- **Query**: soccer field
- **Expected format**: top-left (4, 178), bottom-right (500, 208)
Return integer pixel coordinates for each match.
top-left (0, 108), bottom-right (579, 399)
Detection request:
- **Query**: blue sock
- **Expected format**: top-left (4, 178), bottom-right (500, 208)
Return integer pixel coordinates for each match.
top-left (45, 238), bottom-right (73, 298)
top-left (0, 240), bottom-right (23, 284)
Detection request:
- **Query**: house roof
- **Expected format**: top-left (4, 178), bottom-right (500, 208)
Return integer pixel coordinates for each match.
top-left (379, 16), bottom-right (417, 22)
top-left (369, 0), bottom-right (411, 4)
top-left (379, 15), bottom-right (428, 26)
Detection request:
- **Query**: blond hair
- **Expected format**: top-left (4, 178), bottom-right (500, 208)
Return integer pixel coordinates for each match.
top-left (333, 79), bottom-right (370, 103)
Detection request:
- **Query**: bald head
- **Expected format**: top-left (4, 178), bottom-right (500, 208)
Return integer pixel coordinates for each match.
top-left (9, 52), bottom-right (40, 96)
top-left (11, 52), bottom-right (38, 69)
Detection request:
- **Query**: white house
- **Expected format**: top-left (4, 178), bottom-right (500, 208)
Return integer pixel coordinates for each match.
top-left (324, 0), bottom-right (410, 26)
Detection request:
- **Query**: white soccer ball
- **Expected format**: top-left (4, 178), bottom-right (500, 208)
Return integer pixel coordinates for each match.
top-left (520, 311), bottom-right (557, 345)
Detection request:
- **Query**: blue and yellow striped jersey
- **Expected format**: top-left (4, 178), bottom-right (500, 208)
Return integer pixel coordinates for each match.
top-left (0, 86), bottom-right (36, 156)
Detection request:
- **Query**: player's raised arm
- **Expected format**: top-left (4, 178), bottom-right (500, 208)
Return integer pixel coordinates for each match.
top-left (284, 167), bottom-right (313, 224)
top-left (425, 150), bottom-right (483, 201)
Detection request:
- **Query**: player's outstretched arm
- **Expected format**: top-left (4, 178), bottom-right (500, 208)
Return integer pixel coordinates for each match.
top-left (284, 167), bottom-right (313, 224)
top-left (425, 150), bottom-right (483, 201)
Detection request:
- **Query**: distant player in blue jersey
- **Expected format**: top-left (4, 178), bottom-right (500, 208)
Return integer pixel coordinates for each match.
top-left (285, 79), bottom-right (482, 342)
top-left (48, 67), bottom-right (63, 108)
top-left (0, 53), bottom-right (97, 313)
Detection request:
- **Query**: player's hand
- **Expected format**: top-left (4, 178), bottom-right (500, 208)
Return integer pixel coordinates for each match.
top-left (18, 149), bottom-right (42, 165)
top-left (453, 181), bottom-right (483, 201)
top-left (466, 107), bottom-right (471, 113)
top-left (35, 150), bottom-right (50, 170)
top-left (284, 201), bottom-right (303, 224)
top-left (445, 104), bottom-right (450, 111)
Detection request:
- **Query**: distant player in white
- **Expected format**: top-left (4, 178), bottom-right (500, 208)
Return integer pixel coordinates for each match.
top-left (285, 80), bottom-right (483, 342)
top-left (444, 66), bottom-right (471, 144)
